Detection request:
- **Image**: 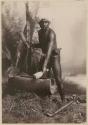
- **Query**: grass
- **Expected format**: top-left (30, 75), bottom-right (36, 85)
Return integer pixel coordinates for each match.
top-left (2, 75), bottom-right (86, 123)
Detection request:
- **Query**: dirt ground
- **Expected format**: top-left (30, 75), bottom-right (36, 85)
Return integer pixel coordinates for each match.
top-left (2, 76), bottom-right (86, 123)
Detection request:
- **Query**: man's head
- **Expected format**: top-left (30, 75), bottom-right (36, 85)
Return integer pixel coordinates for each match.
top-left (39, 18), bottom-right (50, 30)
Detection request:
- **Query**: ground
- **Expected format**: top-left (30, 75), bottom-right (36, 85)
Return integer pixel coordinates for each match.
top-left (2, 74), bottom-right (86, 123)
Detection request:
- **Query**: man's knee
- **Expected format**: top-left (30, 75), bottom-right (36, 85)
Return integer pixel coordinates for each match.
top-left (51, 49), bottom-right (62, 81)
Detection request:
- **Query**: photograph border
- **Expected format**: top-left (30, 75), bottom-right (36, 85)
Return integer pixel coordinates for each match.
top-left (0, 0), bottom-right (88, 124)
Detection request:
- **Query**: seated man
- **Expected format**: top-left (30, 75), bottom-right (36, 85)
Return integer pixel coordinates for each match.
top-left (32, 18), bottom-right (65, 102)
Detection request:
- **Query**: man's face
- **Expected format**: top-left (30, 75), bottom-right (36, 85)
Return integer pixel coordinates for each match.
top-left (39, 21), bottom-right (49, 30)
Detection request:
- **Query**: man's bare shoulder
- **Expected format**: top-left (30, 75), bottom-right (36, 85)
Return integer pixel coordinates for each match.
top-left (38, 28), bottom-right (56, 36)
top-left (38, 29), bottom-right (42, 34)
top-left (49, 28), bottom-right (56, 38)
top-left (49, 28), bottom-right (56, 35)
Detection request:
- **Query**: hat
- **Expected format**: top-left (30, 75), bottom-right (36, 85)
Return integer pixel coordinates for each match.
top-left (39, 18), bottom-right (50, 24)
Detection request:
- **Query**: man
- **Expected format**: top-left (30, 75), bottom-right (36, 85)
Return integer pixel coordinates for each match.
top-left (33, 18), bottom-right (64, 102)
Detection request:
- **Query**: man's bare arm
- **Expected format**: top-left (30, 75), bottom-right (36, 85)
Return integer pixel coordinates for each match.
top-left (42, 32), bottom-right (54, 72)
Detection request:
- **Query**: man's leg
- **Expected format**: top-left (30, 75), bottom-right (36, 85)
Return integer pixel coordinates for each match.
top-left (51, 55), bottom-right (65, 102)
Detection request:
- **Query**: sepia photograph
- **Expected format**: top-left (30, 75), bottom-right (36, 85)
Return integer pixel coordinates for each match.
top-left (1, 0), bottom-right (87, 123)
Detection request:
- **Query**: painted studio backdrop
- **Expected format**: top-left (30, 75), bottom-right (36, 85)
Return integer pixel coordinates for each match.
top-left (2, 1), bottom-right (86, 75)
top-left (2, 1), bottom-right (86, 73)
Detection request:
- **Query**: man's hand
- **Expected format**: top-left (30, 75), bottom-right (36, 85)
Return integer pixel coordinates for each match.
top-left (43, 67), bottom-right (49, 74)
top-left (26, 42), bottom-right (30, 49)
top-left (42, 67), bottom-right (47, 73)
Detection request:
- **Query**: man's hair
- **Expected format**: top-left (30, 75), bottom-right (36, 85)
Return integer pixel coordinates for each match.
top-left (39, 18), bottom-right (50, 25)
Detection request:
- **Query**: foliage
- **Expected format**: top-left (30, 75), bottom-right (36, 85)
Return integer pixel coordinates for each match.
top-left (2, 1), bottom-right (40, 73)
